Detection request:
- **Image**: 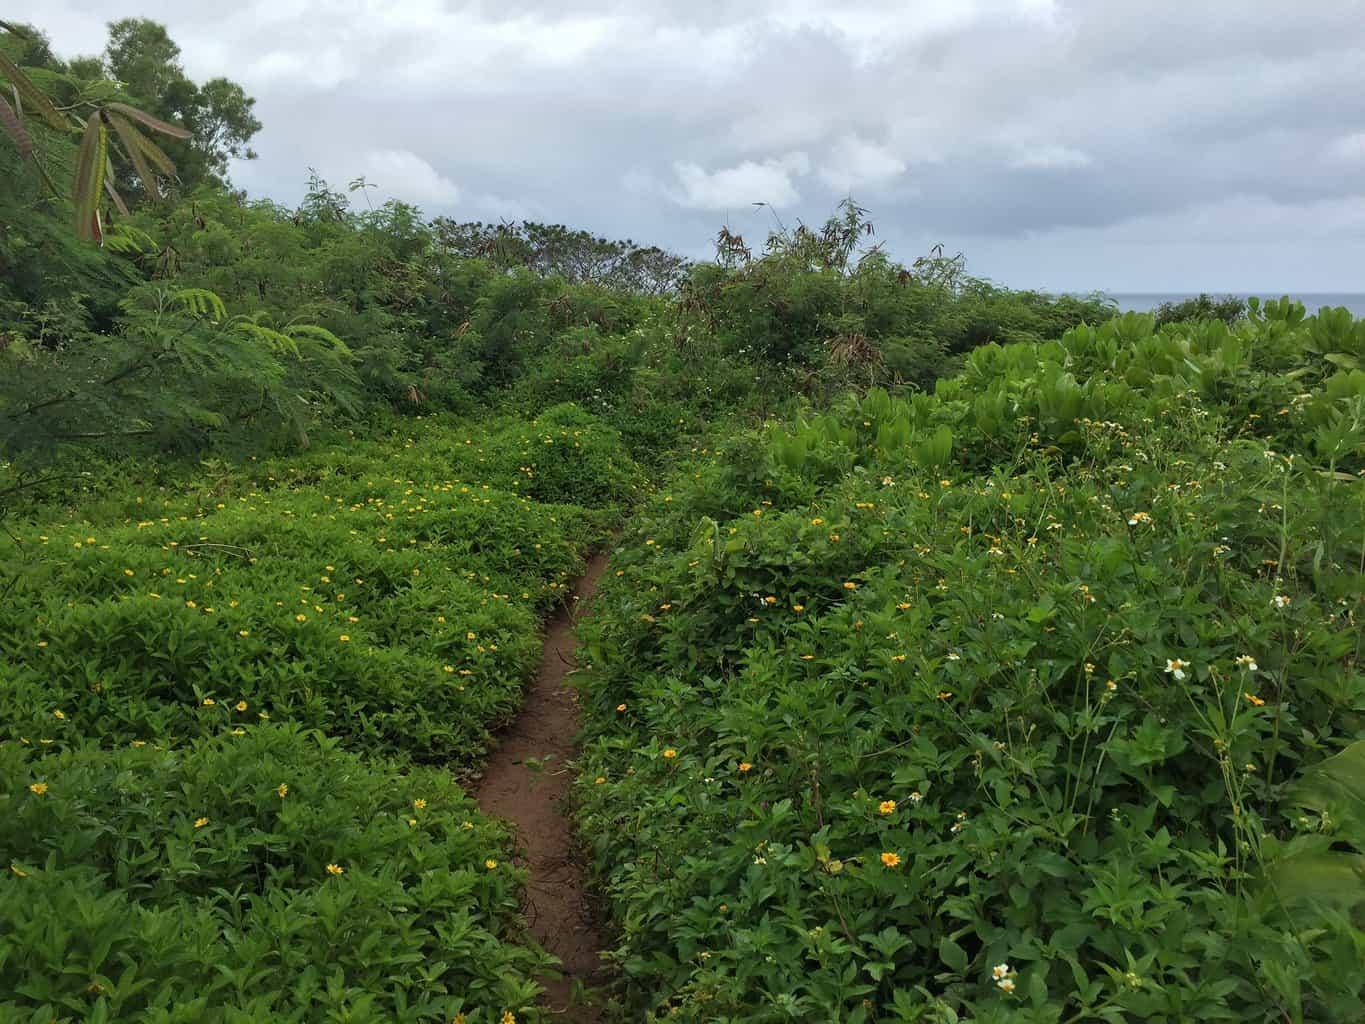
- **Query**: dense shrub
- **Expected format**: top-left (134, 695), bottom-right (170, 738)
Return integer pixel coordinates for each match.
top-left (0, 415), bottom-right (625, 764)
top-left (2, 726), bottom-right (544, 1022)
top-left (1153, 292), bottom-right (1247, 327)
top-left (574, 303), bottom-right (1365, 1022)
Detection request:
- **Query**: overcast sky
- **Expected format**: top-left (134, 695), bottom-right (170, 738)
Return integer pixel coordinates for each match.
top-left (17, 0), bottom-right (1365, 292)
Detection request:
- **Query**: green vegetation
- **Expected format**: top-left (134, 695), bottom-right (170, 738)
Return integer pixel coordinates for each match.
top-left (3, 15), bottom-right (1363, 1024)
top-left (1153, 293), bottom-right (1248, 328)
top-left (576, 305), bottom-right (1365, 1021)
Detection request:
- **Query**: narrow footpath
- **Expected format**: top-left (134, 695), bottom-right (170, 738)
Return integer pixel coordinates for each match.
top-left (477, 552), bottom-right (610, 1022)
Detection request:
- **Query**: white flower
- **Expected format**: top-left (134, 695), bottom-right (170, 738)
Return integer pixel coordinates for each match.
top-left (1273, 594), bottom-right (1291, 609)
top-left (1235, 655), bottom-right (1258, 672)
top-left (992, 963), bottom-right (1011, 980)
top-left (908, 791), bottom-right (923, 805)
top-left (1164, 658), bottom-right (1189, 681)
top-left (998, 977), bottom-right (1016, 994)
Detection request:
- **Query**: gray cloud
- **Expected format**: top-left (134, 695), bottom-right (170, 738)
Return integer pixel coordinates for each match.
top-left (16, 0), bottom-right (1365, 289)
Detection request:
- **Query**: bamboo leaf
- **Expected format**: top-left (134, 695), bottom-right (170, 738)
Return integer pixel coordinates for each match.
top-left (107, 101), bottom-right (192, 140)
top-left (108, 113), bottom-right (162, 201)
top-left (0, 52), bottom-right (67, 131)
top-left (0, 91), bottom-right (31, 159)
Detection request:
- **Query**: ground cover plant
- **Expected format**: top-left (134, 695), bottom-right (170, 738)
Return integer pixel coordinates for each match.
top-left (574, 303), bottom-right (1365, 1022)
top-left (4, 726), bottom-right (543, 1023)
top-left (1, 407), bottom-right (637, 1022)
top-left (0, 409), bottom-right (632, 763)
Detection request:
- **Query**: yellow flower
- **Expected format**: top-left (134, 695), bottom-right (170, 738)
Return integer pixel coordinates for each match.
top-left (880, 851), bottom-right (901, 868)
top-left (52, 710), bottom-right (65, 720)
top-left (485, 858), bottom-right (498, 870)
top-left (295, 614), bottom-right (307, 622)
top-left (501, 1013), bottom-right (517, 1024)
top-left (10, 864), bottom-right (28, 877)
top-left (878, 800), bottom-right (897, 815)
top-left (738, 762), bottom-right (753, 773)
top-left (235, 700), bottom-right (248, 712)
top-left (339, 634), bottom-right (350, 642)
top-left (194, 817), bottom-right (208, 828)
top-left (616, 703), bottom-right (627, 712)
top-left (202, 697), bottom-right (216, 707)
top-left (662, 748), bottom-right (677, 760)
top-left (277, 784), bottom-right (288, 798)
top-left (413, 798), bottom-right (427, 810)
top-left (28, 782), bottom-right (47, 796)
top-left (594, 776), bottom-right (606, 785)
top-left (326, 863), bottom-right (344, 876)
top-left (843, 581), bottom-right (858, 590)
top-left (1244, 693), bottom-right (1266, 707)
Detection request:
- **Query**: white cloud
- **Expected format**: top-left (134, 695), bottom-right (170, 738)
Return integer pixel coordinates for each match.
top-left (13, 0), bottom-right (1365, 289)
top-left (1327, 132), bottom-right (1365, 161)
top-left (670, 154), bottom-right (809, 209)
top-left (353, 149), bottom-right (460, 207)
top-left (818, 135), bottom-right (907, 192)
top-left (1008, 144), bottom-right (1093, 170)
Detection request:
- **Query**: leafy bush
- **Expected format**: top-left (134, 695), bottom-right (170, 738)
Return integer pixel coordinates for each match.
top-left (1153, 293), bottom-right (1247, 327)
top-left (2, 725), bottom-right (544, 1022)
top-left (574, 303), bottom-right (1365, 1022)
top-left (0, 415), bottom-right (624, 764)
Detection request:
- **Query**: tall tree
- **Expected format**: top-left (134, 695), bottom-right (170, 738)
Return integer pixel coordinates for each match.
top-left (102, 18), bottom-right (260, 192)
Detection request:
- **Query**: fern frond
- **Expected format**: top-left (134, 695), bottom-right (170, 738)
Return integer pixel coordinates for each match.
top-left (285, 323), bottom-right (352, 355)
top-left (105, 225), bottom-right (159, 255)
top-left (233, 320), bottom-right (301, 359)
top-left (173, 288), bottom-right (228, 322)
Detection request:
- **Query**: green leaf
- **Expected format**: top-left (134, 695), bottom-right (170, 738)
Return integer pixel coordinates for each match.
top-left (938, 936), bottom-right (968, 973)
top-left (0, 52), bottom-right (68, 130)
top-left (72, 116), bottom-right (108, 242)
top-left (107, 101), bottom-right (192, 140)
top-left (0, 91), bottom-right (31, 159)
top-left (107, 113), bottom-right (162, 201)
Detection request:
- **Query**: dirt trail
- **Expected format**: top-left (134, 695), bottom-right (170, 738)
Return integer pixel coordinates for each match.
top-left (476, 552), bottom-right (609, 1022)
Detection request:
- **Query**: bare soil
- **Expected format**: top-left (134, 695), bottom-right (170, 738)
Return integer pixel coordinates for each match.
top-left (476, 552), bottom-right (609, 1021)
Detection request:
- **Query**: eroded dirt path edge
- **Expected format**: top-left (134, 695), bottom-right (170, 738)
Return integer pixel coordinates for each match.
top-left (476, 551), bottom-right (609, 1022)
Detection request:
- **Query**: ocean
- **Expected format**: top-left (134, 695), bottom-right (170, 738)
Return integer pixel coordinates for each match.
top-left (1105, 293), bottom-right (1365, 318)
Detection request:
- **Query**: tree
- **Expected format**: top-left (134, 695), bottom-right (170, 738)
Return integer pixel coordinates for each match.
top-left (102, 18), bottom-right (261, 191)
